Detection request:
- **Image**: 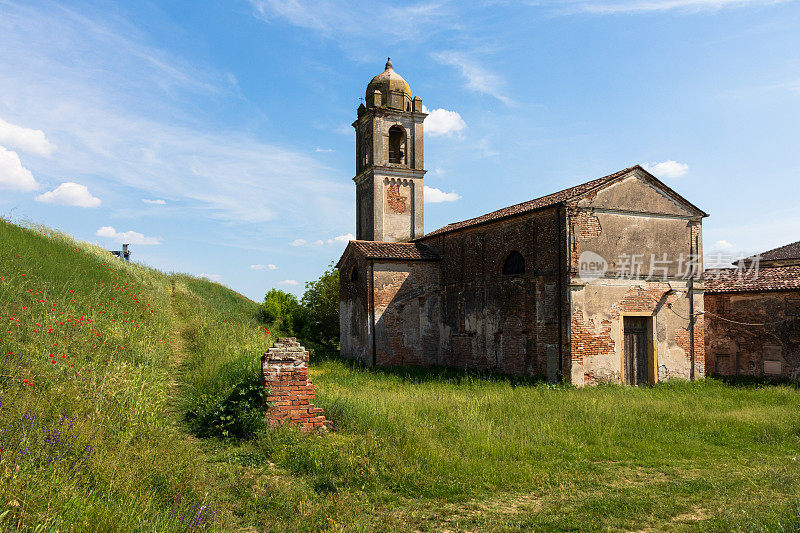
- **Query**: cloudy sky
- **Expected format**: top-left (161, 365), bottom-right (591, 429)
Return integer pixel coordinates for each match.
top-left (0, 0), bottom-right (798, 300)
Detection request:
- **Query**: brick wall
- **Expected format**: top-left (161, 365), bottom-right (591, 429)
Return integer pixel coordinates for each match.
top-left (372, 261), bottom-right (441, 367)
top-left (420, 208), bottom-right (565, 379)
top-left (261, 338), bottom-right (331, 432)
top-left (705, 290), bottom-right (799, 378)
top-left (339, 252), bottom-right (371, 364)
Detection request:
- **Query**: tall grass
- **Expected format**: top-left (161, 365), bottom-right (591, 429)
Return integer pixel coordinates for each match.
top-left (0, 220), bottom-right (222, 530)
top-left (170, 275), bottom-right (272, 440)
top-left (2, 218), bottom-right (800, 532)
top-left (243, 362), bottom-right (800, 530)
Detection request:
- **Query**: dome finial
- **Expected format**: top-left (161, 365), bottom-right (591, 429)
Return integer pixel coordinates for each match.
top-left (385, 57), bottom-right (393, 70)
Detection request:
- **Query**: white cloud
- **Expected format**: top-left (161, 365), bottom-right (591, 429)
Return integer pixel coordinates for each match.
top-left (35, 182), bottom-right (101, 207)
top-left (424, 186), bottom-right (461, 203)
top-left (330, 233), bottom-right (354, 244)
top-left (268, 264), bottom-right (277, 269)
top-left (0, 146), bottom-right (39, 191)
top-left (142, 198), bottom-right (166, 205)
top-left (554, 0), bottom-right (788, 14)
top-left (0, 3), bottom-right (346, 228)
top-left (643, 160), bottom-right (689, 178)
top-left (713, 239), bottom-right (735, 250)
top-left (248, 0), bottom-right (451, 41)
top-left (250, 264), bottom-right (266, 270)
top-left (278, 279), bottom-right (299, 286)
top-left (95, 226), bottom-right (161, 245)
top-left (422, 106), bottom-right (467, 137)
top-left (334, 123), bottom-right (353, 136)
top-left (0, 117), bottom-right (55, 156)
top-left (432, 51), bottom-right (515, 106)
top-left (315, 148), bottom-right (335, 153)
top-left (200, 273), bottom-right (222, 281)
top-left (293, 234), bottom-right (355, 246)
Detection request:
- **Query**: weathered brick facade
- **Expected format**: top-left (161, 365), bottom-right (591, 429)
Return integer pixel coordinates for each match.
top-left (420, 209), bottom-right (565, 378)
top-left (704, 252), bottom-right (800, 379)
top-left (339, 167), bottom-right (709, 386)
top-left (261, 338), bottom-right (331, 431)
top-left (338, 63), bottom-right (709, 386)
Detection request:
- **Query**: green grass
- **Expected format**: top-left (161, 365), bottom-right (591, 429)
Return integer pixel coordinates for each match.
top-left (2, 217), bottom-right (800, 531)
top-left (0, 220), bottom-right (220, 530)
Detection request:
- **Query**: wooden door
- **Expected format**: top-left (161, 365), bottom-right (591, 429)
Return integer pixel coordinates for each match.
top-left (624, 316), bottom-right (650, 385)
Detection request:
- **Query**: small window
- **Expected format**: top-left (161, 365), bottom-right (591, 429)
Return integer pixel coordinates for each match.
top-left (361, 136), bottom-right (371, 169)
top-left (715, 354), bottom-right (731, 374)
top-left (787, 298), bottom-right (800, 317)
top-left (502, 251), bottom-right (525, 276)
top-left (350, 266), bottom-right (359, 282)
top-left (764, 360), bottom-right (782, 375)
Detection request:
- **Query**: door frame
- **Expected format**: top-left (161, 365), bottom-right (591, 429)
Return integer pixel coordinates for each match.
top-left (619, 312), bottom-right (658, 385)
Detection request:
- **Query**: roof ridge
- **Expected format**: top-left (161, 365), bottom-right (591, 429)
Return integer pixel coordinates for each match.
top-left (417, 165), bottom-right (642, 240)
top-left (705, 263), bottom-right (800, 293)
top-left (750, 239), bottom-right (800, 262)
top-left (338, 240), bottom-right (440, 266)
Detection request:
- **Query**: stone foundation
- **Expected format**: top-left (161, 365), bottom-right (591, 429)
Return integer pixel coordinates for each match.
top-left (261, 338), bottom-right (331, 432)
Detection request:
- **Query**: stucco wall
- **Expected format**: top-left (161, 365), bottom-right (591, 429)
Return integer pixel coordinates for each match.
top-left (569, 279), bottom-right (705, 386)
top-left (567, 170), bottom-right (706, 385)
top-left (353, 106), bottom-right (426, 243)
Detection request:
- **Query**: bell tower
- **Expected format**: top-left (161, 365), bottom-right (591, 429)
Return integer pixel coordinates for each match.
top-left (353, 58), bottom-right (426, 242)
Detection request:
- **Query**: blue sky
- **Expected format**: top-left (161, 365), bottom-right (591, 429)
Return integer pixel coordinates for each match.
top-left (0, 0), bottom-right (798, 301)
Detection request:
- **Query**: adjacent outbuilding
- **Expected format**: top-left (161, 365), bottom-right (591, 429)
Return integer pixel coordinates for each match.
top-left (705, 241), bottom-right (800, 378)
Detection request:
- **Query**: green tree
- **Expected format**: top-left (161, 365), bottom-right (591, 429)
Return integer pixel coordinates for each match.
top-left (300, 263), bottom-right (339, 348)
top-left (257, 288), bottom-right (301, 335)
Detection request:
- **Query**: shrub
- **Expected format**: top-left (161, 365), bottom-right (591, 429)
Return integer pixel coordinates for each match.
top-left (299, 264), bottom-right (339, 348)
top-left (185, 360), bottom-right (266, 440)
top-left (257, 289), bottom-right (302, 335)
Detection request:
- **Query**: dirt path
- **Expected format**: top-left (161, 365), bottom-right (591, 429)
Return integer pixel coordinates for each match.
top-left (164, 280), bottom-right (191, 419)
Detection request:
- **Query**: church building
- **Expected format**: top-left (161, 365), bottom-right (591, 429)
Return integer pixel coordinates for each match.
top-left (337, 59), bottom-right (707, 386)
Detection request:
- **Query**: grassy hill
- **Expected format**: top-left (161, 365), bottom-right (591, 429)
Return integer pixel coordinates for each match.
top-left (1, 218), bottom-right (800, 532)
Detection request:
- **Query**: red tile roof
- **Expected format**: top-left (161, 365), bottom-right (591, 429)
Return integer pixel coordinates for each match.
top-left (705, 265), bottom-right (800, 293)
top-left (417, 166), bottom-right (654, 240)
top-left (344, 240), bottom-right (440, 262)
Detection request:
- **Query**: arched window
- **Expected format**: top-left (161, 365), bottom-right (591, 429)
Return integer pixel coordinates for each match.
top-left (502, 251), bottom-right (525, 276)
top-left (350, 266), bottom-right (359, 282)
top-left (388, 126), bottom-right (405, 164)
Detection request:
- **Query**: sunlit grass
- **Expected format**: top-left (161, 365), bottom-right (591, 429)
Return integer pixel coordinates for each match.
top-left (2, 217), bottom-right (799, 532)
top-left (0, 219), bottom-right (221, 530)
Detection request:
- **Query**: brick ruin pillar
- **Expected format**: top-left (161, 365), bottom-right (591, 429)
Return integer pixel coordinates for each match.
top-left (261, 337), bottom-right (331, 432)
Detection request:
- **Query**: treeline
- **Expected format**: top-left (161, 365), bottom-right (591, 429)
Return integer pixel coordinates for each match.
top-left (257, 264), bottom-right (339, 349)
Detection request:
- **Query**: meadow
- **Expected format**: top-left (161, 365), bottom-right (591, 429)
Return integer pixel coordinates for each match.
top-left (1, 218), bottom-right (799, 532)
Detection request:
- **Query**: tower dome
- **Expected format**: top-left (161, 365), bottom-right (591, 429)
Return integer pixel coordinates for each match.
top-left (365, 57), bottom-right (413, 110)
